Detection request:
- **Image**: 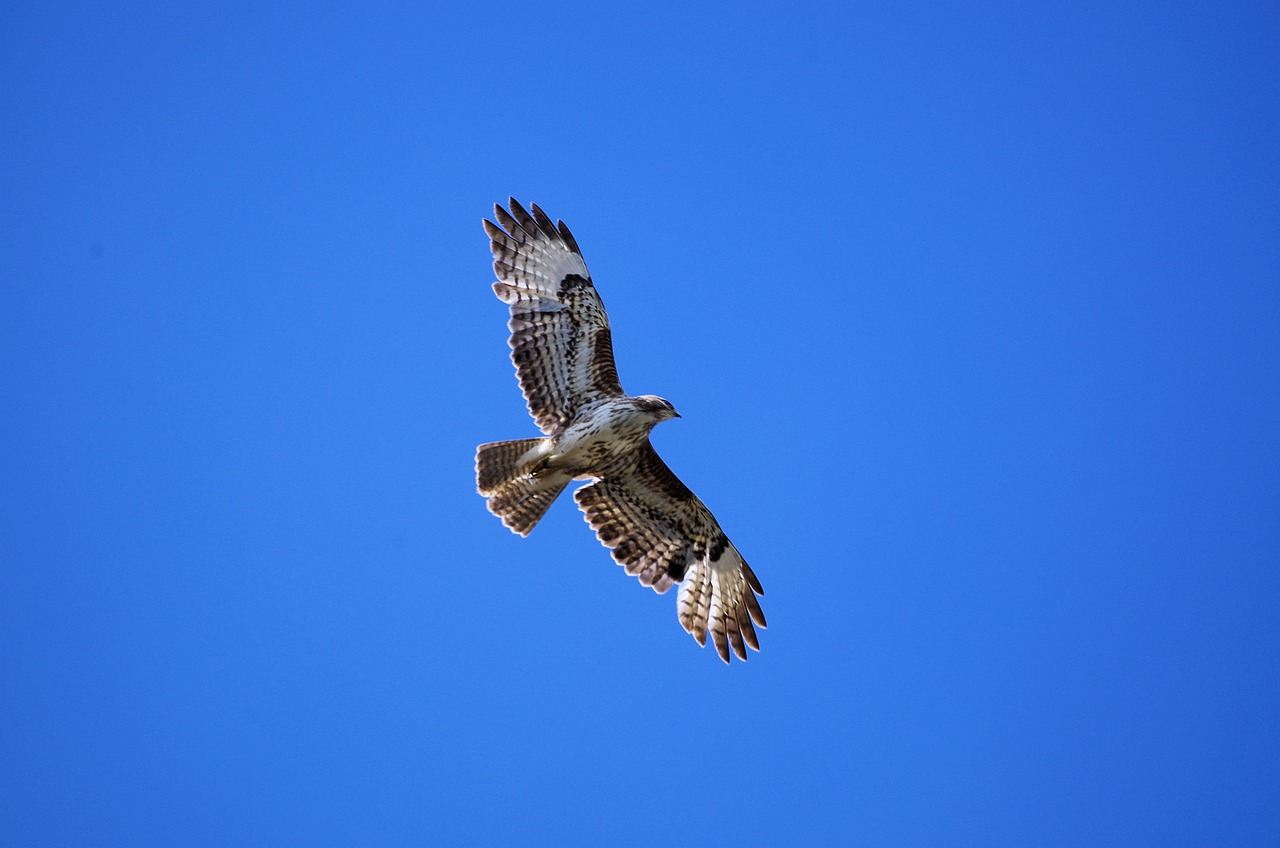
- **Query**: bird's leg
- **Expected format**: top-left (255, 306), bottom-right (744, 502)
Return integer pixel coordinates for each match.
top-left (526, 455), bottom-right (555, 478)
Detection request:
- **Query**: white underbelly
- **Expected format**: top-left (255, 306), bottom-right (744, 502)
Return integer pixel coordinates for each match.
top-left (547, 406), bottom-right (648, 472)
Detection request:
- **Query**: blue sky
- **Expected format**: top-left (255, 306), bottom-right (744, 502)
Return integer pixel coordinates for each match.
top-left (3, 1), bottom-right (1278, 844)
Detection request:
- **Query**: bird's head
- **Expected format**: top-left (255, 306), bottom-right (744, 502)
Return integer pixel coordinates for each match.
top-left (635, 395), bottom-right (681, 423)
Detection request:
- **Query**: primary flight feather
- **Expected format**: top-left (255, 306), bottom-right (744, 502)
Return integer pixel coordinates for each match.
top-left (475, 199), bottom-right (765, 663)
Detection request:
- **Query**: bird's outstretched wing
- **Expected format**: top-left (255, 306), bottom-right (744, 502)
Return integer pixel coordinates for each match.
top-left (574, 443), bottom-right (766, 663)
top-left (484, 198), bottom-right (624, 435)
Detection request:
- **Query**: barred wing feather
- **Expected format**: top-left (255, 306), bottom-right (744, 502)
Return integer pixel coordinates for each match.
top-left (484, 199), bottom-right (623, 435)
top-left (575, 443), bottom-right (766, 662)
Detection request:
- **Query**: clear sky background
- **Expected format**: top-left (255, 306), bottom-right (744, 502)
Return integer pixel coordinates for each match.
top-left (3, 2), bottom-right (1278, 845)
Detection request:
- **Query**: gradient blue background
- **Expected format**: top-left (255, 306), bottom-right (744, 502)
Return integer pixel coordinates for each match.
top-left (4, 2), bottom-right (1278, 845)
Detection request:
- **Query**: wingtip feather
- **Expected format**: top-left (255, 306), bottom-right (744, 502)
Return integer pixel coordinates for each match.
top-left (557, 220), bottom-right (582, 255)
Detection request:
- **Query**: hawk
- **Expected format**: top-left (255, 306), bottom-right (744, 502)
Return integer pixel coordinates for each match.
top-left (475, 199), bottom-right (766, 663)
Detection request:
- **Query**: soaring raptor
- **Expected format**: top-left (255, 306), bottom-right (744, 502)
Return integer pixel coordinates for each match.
top-left (475, 199), bottom-right (766, 663)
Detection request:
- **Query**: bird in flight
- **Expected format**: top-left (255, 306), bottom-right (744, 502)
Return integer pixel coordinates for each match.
top-left (475, 199), bottom-right (766, 663)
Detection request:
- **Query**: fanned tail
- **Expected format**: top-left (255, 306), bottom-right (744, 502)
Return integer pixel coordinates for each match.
top-left (475, 438), bottom-right (569, 536)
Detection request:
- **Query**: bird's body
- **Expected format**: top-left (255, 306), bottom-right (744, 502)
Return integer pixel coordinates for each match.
top-left (475, 199), bottom-right (765, 663)
top-left (542, 395), bottom-right (679, 473)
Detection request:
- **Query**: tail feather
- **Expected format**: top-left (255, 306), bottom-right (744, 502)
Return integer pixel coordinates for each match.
top-left (475, 438), bottom-right (569, 536)
top-left (487, 479), bottom-right (569, 536)
top-left (476, 438), bottom-right (545, 493)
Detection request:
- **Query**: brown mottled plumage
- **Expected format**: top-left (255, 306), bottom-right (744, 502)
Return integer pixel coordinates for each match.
top-left (475, 199), bottom-right (765, 663)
